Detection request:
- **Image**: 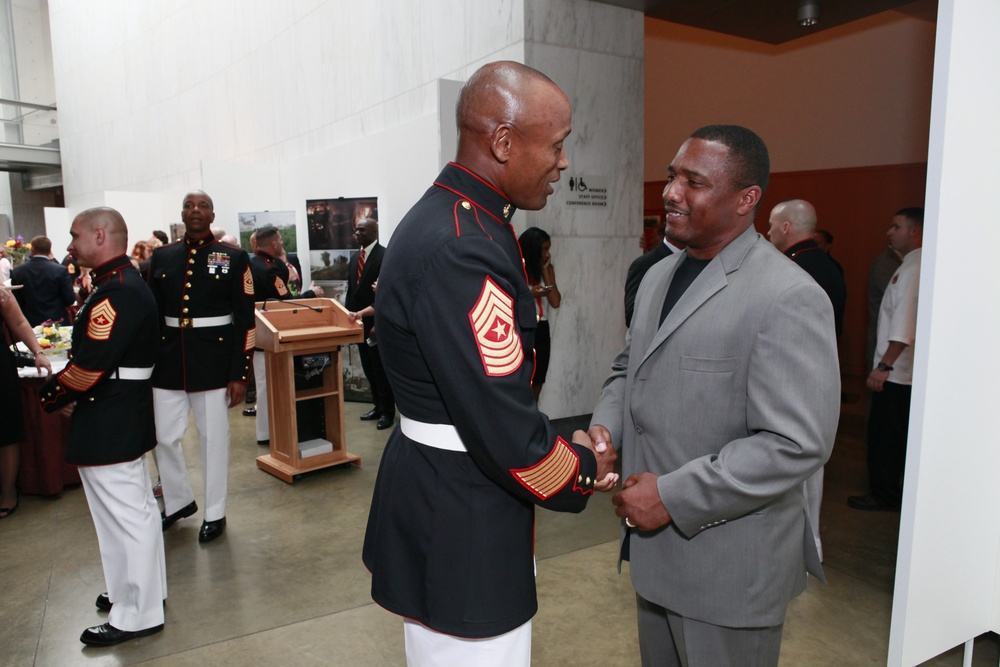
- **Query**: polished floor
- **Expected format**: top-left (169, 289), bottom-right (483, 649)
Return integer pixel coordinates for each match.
top-left (3, 380), bottom-right (998, 666)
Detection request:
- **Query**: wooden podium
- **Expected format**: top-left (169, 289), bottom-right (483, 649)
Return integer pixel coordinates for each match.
top-left (254, 298), bottom-right (364, 482)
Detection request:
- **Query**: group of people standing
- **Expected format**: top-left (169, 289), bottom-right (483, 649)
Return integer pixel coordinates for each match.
top-left (30, 190), bottom-right (269, 646)
top-left (3, 58), bottom-right (924, 665)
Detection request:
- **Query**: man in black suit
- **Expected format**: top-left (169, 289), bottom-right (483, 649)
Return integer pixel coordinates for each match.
top-left (40, 207), bottom-right (165, 646)
top-left (11, 236), bottom-right (75, 326)
top-left (346, 217), bottom-right (394, 430)
top-left (624, 226), bottom-right (682, 328)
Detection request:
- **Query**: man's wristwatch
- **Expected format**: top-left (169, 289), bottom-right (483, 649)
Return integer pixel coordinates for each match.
top-left (877, 362), bottom-right (894, 372)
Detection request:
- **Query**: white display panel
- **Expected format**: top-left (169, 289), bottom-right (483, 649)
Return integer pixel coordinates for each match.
top-left (889, 1), bottom-right (1000, 665)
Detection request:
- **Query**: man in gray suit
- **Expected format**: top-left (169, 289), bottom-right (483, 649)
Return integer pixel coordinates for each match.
top-left (590, 125), bottom-right (840, 666)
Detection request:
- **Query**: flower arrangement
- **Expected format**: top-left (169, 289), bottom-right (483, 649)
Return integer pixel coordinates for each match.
top-left (33, 319), bottom-right (73, 355)
top-left (4, 236), bottom-right (31, 266)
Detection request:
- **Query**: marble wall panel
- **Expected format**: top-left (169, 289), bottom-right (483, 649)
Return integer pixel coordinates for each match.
top-left (522, 0), bottom-right (644, 417)
top-left (534, 235), bottom-right (632, 417)
top-left (528, 43), bottom-right (643, 242)
top-left (467, 0), bottom-right (524, 63)
top-left (452, 43), bottom-right (528, 83)
top-left (527, 0), bottom-right (643, 59)
top-left (417, 0), bottom-right (467, 82)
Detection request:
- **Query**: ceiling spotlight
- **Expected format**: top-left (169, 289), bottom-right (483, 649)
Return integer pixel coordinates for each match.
top-left (798, 1), bottom-right (820, 27)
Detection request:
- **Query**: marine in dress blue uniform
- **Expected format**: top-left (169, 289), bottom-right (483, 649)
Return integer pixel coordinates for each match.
top-left (362, 62), bottom-right (617, 667)
top-left (40, 207), bottom-right (166, 646)
top-left (247, 225), bottom-right (318, 443)
top-left (148, 190), bottom-right (255, 543)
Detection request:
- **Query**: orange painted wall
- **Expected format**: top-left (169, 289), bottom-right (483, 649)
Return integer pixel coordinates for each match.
top-left (644, 12), bottom-right (936, 178)
top-left (644, 162), bottom-right (927, 376)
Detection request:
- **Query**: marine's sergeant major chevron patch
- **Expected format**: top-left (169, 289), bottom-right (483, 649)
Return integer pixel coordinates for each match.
top-left (469, 276), bottom-right (522, 377)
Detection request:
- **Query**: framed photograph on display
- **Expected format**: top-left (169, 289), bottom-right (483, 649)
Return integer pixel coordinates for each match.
top-left (238, 211), bottom-right (298, 253)
top-left (305, 197), bottom-right (378, 403)
top-left (306, 197), bottom-right (377, 253)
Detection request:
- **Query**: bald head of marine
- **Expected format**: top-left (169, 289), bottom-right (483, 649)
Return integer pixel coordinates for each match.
top-left (455, 61), bottom-right (571, 211)
top-left (67, 207), bottom-right (130, 269)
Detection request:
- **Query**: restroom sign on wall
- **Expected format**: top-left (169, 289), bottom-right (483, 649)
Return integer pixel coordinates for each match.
top-left (564, 175), bottom-right (609, 208)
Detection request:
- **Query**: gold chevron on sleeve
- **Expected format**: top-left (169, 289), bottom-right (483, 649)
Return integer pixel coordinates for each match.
top-left (86, 299), bottom-right (117, 341)
top-left (468, 276), bottom-right (523, 377)
top-left (243, 267), bottom-right (254, 295)
top-left (244, 328), bottom-right (256, 352)
top-left (60, 364), bottom-right (103, 392)
top-left (511, 437), bottom-right (579, 500)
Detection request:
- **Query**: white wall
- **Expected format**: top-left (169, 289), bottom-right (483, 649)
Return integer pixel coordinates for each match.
top-left (889, 0), bottom-right (1000, 664)
top-left (202, 160), bottom-right (282, 242)
top-left (104, 190), bottom-right (164, 249)
top-left (46, 0), bottom-right (644, 419)
top-left (41, 204), bottom-right (67, 254)
top-left (47, 0), bottom-right (530, 223)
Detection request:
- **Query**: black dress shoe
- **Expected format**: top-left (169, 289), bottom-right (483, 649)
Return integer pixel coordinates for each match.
top-left (198, 517), bottom-right (226, 543)
top-left (161, 500), bottom-right (198, 531)
top-left (242, 407), bottom-right (256, 417)
top-left (257, 439), bottom-right (270, 446)
top-left (80, 622), bottom-right (163, 647)
top-left (359, 408), bottom-right (380, 421)
top-left (95, 592), bottom-right (112, 612)
top-left (847, 494), bottom-right (900, 511)
top-left (376, 414), bottom-right (395, 430)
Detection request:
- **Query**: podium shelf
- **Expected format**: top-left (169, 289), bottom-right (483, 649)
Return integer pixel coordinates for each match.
top-left (296, 387), bottom-right (339, 401)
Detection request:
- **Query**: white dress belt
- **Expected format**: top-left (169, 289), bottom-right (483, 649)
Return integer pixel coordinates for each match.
top-left (109, 366), bottom-right (154, 380)
top-left (164, 314), bottom-right (233, 328)
top-left (400, 416), bottom-right (468, 452)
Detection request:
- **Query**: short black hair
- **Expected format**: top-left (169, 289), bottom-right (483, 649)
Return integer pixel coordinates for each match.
top-left (152, 230), bottom-right (169, 244)
top-left (256, 225), bottom-right (280, 243)
top-left (690, 125), bottom-right (770, 197)
top-left (895, 207), bottom-right (924, 228)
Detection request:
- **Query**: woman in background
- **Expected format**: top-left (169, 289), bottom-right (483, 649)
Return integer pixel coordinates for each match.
top-left (129, 240), bottom-right (149, 270)
top-left (518, 227), bottom-right (561, 402)
top-left (0, 284), bottom-right (52, 517)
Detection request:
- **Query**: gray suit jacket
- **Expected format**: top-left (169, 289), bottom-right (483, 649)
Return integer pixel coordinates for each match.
top-left (591, 225), bottom-right (840, 628)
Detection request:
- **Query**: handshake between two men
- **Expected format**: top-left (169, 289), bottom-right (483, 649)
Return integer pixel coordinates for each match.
top-left (575, 425), bottom-right (673, 532)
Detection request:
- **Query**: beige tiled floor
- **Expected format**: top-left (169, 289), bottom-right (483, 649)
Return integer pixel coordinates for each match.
top-left (3, 384), bottom-right (998, 666)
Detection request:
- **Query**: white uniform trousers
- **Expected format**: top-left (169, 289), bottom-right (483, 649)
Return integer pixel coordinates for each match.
top-left (79, 456), bottom-right (166, 632)
top-left (403, 619), bottom-right (531, 667)
top-left (803, 467), bottom-right (824, 561)
top-left (253, 353), bottom-right (270, 442)
top-left (152, 387), bottom-right (230, 521)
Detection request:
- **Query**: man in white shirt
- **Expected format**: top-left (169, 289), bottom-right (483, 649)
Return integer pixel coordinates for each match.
top-left (848, 207), bottom-right (923, 512)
